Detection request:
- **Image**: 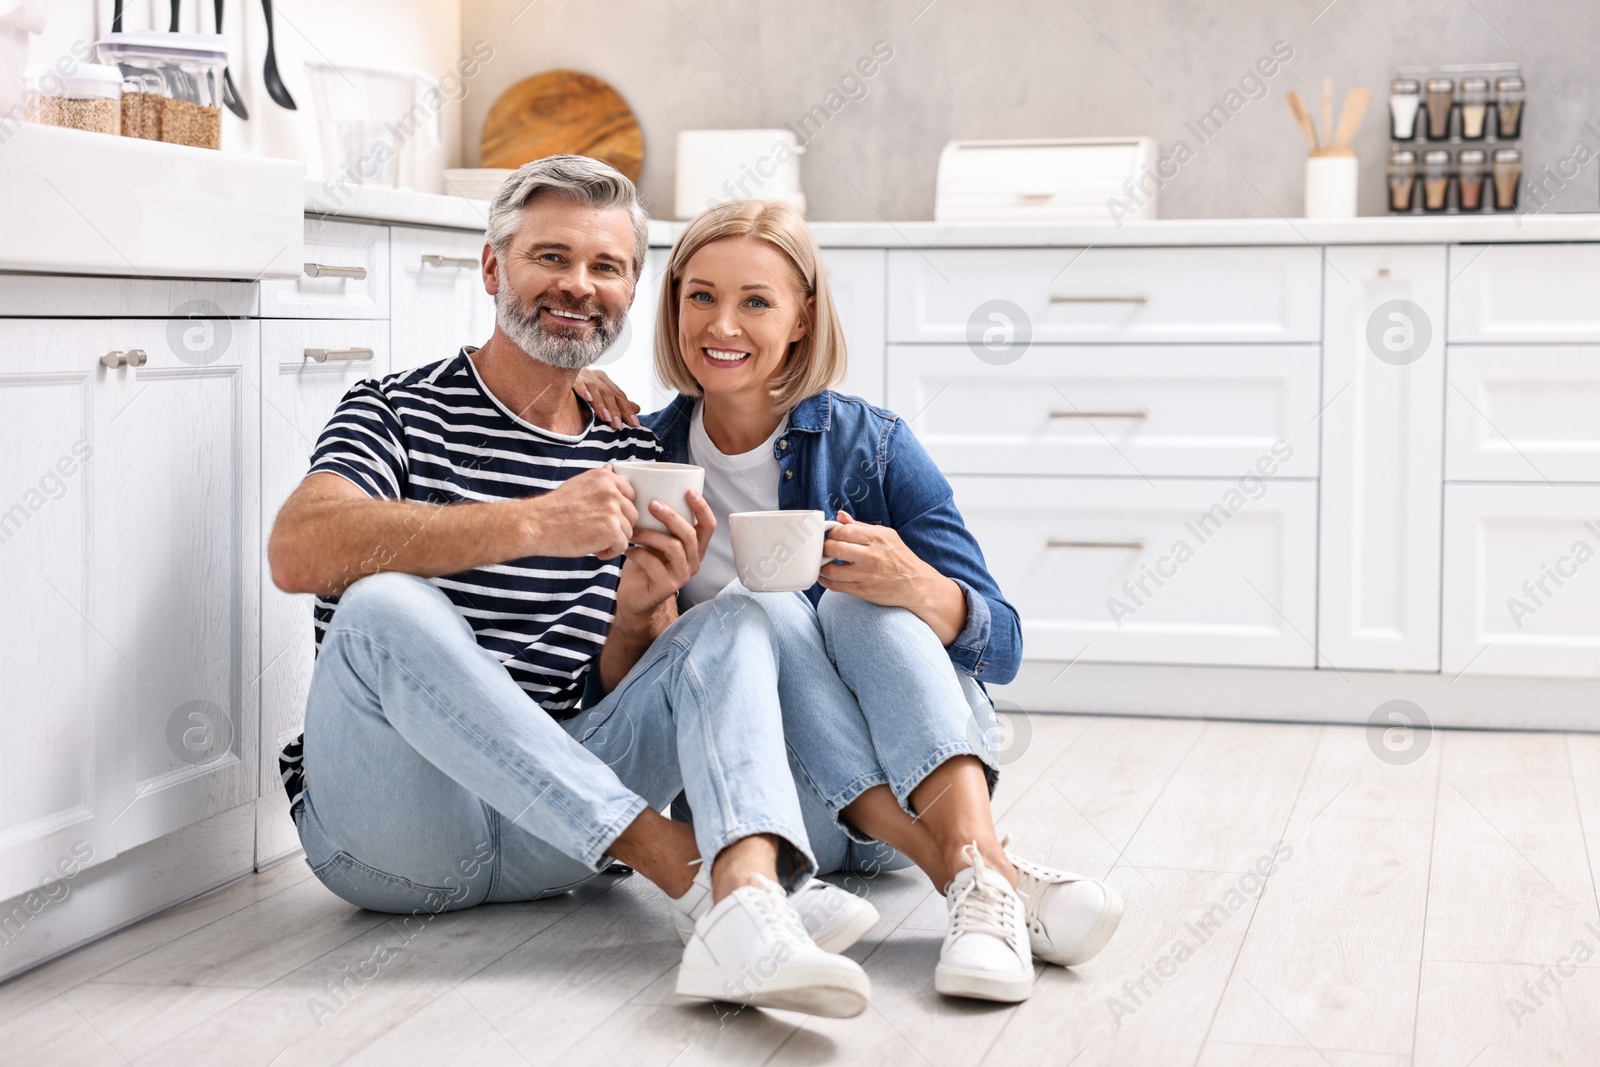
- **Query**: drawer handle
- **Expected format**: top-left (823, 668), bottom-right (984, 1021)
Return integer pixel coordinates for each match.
top-left (99, 348), bottom-right (148, 369)
top-left (1048, 409), bottom-right (1148, 420)
top-left (304, 262), bottom-right (368, 280)
top-left (1048, 294), bottom-right (1148, 304)
top-left (1047, 539), bottom-right (1146, 551)
top-left (420, 254), bottom-right (480, 269)
top-left (305, 347), bottom-right (375, 363)
top-left (1019, 190), bottom-right (1056, 201)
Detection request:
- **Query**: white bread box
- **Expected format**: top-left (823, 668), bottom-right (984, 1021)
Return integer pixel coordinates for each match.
top-left (934, 137), bottom-right (1160, 223)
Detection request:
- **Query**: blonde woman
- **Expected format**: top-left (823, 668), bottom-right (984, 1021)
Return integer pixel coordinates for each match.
top-left (579, 199), bottom-right (1123, 1002)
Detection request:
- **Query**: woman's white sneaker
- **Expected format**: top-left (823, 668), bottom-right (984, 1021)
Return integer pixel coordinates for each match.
top-left (668, 867), bottom-right (880, 953)
top-left (934, 843), bottom-right (1034, 1003)
top-left (1007, 849), bottom-right (1124, 967)
top-left (674, 878), bottom-right (872, 1018)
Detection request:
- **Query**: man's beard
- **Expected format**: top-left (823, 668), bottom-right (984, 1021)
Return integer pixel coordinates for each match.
top-left (494, 270), bottom-right (626, 370)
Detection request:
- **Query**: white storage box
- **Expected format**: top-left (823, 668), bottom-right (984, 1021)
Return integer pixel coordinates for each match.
top-left (934, 137), bottom-right (1159, 223)
top-left (676, 129), bottom-right (805, 219)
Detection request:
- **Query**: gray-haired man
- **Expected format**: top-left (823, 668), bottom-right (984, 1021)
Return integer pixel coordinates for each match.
top-left (268, 155), bottom-right (874, 1018)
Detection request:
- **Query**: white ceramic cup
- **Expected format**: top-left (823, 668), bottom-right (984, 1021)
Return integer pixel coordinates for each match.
top-left (611, 461), bottom-right (705, 533)
top-left (729, 510), bottom-right (843, 592)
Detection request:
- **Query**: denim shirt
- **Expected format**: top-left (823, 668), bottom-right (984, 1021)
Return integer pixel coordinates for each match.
top-left (642, 391), bottom-right (1023, 685)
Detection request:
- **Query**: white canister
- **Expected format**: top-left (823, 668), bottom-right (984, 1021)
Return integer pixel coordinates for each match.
top-left (1305, 150), bottom-right (1358, 218)
top-left (675, 129), bottom-right (805, 219)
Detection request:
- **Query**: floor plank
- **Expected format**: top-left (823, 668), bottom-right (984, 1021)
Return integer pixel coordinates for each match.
top-left (1414, 959), bottom-right (1600, 1067)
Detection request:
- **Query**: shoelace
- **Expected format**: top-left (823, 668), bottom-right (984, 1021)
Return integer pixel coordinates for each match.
top-left (745, 877), bottom-right (807, 942)
top-left (947, 843), bottom-right (1021, 947)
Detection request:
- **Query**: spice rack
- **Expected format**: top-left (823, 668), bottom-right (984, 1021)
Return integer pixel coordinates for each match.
top-left (1386, 63), bottom-right (1524, 214)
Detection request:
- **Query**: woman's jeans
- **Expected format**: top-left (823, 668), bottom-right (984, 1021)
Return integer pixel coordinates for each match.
top-left (293, 571), bottom-right (815, 914)
top-left (733, 586), bottom-right (1002, 878)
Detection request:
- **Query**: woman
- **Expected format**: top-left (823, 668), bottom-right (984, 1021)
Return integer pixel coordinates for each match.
top-left (578, 199), bottom-right (1122, 1003)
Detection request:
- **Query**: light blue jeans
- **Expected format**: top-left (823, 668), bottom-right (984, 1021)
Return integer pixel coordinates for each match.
top-left (294, 572), bottom-right (815, 914)
top-left (728, 585), bottom-right (1003, 878)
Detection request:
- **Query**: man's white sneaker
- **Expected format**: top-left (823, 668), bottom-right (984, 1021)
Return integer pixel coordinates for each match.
top-left (934, 843), bottom-right (1034, 1003)
top-left (1007, 849), bottom-right (1124, 967)
top-left (668, 865), bottom-right (880, 953)
top-left (675, 878), bottom-right (871, 1018)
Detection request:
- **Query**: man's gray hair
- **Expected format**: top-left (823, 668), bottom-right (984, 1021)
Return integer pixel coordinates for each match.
top-left (485, 155), bottom-right (649, 279)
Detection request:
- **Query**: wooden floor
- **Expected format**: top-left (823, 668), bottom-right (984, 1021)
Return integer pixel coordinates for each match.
top-left (4, 714), bottom-right (1600, 1066)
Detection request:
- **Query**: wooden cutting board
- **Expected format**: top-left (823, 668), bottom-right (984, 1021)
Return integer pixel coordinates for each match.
top-left (480, 70), bottom-right (643, 180)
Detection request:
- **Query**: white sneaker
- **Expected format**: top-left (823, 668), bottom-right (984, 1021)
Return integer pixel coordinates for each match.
top-left (934, 843), bottom-right (1034, 1003)
top-left (1007, 849), bottom-right (1125, 967)
top-left (675, 878), bottom-right (872, 1018)
top-left (668, 866), bottom-right (880, 953)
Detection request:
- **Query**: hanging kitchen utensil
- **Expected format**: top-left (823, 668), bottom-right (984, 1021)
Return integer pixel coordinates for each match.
top-left (261, 0), bottom-right (295, 110)
top-left (112, 0), bottom-right (124, 33)
top-left (480, 70), bottom-right (642, 179)
top-left (213, 0), bottom-right (247, 119)
top-left (168, 0), bottom-right (179, 32)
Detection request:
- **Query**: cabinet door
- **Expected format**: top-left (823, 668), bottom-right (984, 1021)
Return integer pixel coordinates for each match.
top-left (1445, 346), bottom-right (1600, 483)
top-left (0, 321), bottom-right (120, 899)
top-left (99, 318), bottom-right (260, 853)
top-left (390, 226), bottom-right (494, 373)
top-left (1448, 243), bottom-right (1600, 343)
top-left (258, 320), bottom-right (391, 864)
top-left (822, 248), bottom-right (886, 406)
top-left (596, 248), bottom-right (674, 416)
top-left (1318, 246), bottom-right (1445, 672)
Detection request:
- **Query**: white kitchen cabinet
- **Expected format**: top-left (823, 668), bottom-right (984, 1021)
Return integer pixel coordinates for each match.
top-left (1318, 246), bottom-right (1445, 672)
top-left (888, 343), bottom-right (1319, 478)
top-left (950, 475), bottom-right (1319, 669)
top-left (0, 316), bottom-right (258, 899)
top-left (822, 248), bottom-right (887, 407)
top-left (260, 219), bottom-right (390, 320)
top-left (390, 225), bottom-right (495, 372)
top-left (888, 246), bottom-right (1323, 344)
top-left (1446, 346), bottom-right (1600, 483)
top-left (1442, 484), bottom-right (1600, 678)
top-left (1448, 243), bottom-right (1600, 343)
top-left (594, 248), bottom-right (673, 415)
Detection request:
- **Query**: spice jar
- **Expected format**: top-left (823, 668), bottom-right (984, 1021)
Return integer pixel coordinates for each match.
top-left (1424, 78), bottom-right (1455, 140)
top-left (1458, 77), bottom-right (1489, 140)
top-left (1387, 149), bottom-right (1418, 212)
top-left (97, 31), bottom-right (228, 150)
top-left (1495, 75), bottom-right (1525, 139)
top-left (1389, 78), bottom-right (1421, 140)
top-left (1491, 148), bottom-right (1522, 210)
top-left (1457, 149), bottom-right (1487, 211)
top-left (23, 63), bottom-right (125, 136)
top-left (1420, 150), bottom-right (1452, 212)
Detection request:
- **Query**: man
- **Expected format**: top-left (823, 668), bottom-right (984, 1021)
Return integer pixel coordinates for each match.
top-left (267, 155), bottom-right (875, 1018)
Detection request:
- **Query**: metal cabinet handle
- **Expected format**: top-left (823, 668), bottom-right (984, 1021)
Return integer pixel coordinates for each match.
top-left (304, 262), bottom-right (368, 279)
top-left (1048, 409), bottom-right (1147, 419)
top-left (1047, 294), bottom-right (1148, 304)
top-left (1047, 539), bottom-right (1145, 550)
top-left (421, 254), bottom-right (479, 269)
top-left (1019, 190), bottom-right (1056, 201)
top-left (305, 347), bottom-right (375, 363)
top-left (99, 348), bottom-right (148, 369)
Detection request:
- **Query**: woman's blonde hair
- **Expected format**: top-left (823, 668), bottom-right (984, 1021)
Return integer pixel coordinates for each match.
top-left (653, 199), bottom-right (847, 411)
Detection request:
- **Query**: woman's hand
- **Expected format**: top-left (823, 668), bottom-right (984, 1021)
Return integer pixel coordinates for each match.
top-left (574, 368), bottom-right (642, 430)
top-left (819, 511), bottom-right (967, 645)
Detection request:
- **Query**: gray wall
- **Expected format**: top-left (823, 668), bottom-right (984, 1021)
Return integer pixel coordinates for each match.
top-left (461, 0), bottom-right (1599, 221)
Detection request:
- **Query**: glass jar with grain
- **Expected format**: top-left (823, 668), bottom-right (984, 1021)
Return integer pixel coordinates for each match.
top-left (1456, 149), bottom-right (1487, 211)
top-left (96, 31), bottom-right (228, 150)
top-left (1387, 149), bottom-right (1419, 212)
top-left (1420, 150), bottom-right (1452, 212)
top-left (23, 63), bottom-right (126, 136)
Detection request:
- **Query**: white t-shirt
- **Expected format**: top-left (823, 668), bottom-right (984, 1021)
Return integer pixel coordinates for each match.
top-left (681, 401), bottom-right (784, 608)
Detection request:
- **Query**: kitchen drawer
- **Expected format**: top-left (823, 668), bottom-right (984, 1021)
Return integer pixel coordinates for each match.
top-left (390, 226), bottom-right (494, 373)
top-left (888, 344), bottom-right (1318, 477)
top-left (887, 246), bottom-right (1322, 344)
top-left (1442, 484), bottom-right (1600, 678)
top-left (261, 318), bottom-right (390, 386)
top-left (1446, 346), bottom-right (1600, 483)
top-left (1449, 243), bottom-right (1600, 343)
top-left (260, 219), bottom-right (390, 319)
top-left (951, 475), bottom-right (1319, 668)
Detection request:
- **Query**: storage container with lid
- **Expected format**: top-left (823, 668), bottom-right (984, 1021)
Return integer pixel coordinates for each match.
top-left (24, 62), bottom-right (125, 135)
top-left (96, 31), bottom-right (227, 149)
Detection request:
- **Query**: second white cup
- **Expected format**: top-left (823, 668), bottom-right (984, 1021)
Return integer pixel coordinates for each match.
top-left (730, 509), bottom-right (842, 592)
top-left (612, 461), bottom-right (705, 533)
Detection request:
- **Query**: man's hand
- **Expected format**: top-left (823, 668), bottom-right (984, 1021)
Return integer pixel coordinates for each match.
top-left (523, 465), bottom-right (640, 559)
top-left (614, 490), bottom-right (717, 624)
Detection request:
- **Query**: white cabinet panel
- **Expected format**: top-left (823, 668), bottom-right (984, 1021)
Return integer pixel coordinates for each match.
top-left (260, 219), bottom-right (389, 319)
top-left (888, 246), bottom-right (1323, 344)
top-left (888, 344), bottom-right (1319, 478)
top-left (390, 226), bottom-right (494, 373)
top-left (1449, 243), bottom-right (1600, 343)
top-left (951, 475), bottom-right (1319, 668)
top-left (1446, 346), bottom-right (1600, 483)
top-left (1442, 484), bottom-right (1600, 678)
top-left (1318, 245), bottom-right (1445, 672)
top-left (823, 248), bottom-right (887, 407)
top-left (597, 248), bottom-right (674, 416)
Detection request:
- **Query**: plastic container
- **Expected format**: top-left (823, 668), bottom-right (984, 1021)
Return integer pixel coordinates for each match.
top-left (24, 62), bottom-right (125, 135)
top-left (96, 32), bottom-right (227, 149)
top-left (306, 61), bottom-right (444, 191)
